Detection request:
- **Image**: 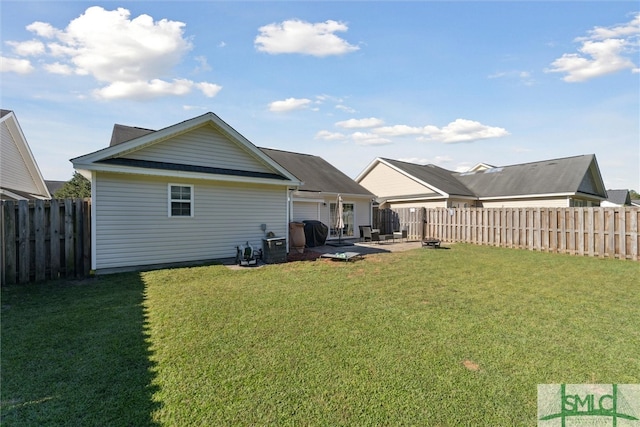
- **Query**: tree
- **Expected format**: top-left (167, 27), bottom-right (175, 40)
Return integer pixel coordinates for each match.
top-left (630, 190), bottom-right (639, 200)
top-left (54, 171), bottom-right (91, 199)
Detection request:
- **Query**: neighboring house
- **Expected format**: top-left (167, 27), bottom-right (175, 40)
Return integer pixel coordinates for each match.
top-left (71, 112), bottom-right (301, 273)
top-left (356, 154), bottom-right (607, 209)
top-left (260, 148), bottom-right (375, 240)
top-left (0, 109), bottom-right (51, 200)
top-left (601, 189), bottom-right (632, 207)
top-left (45, 180), bottom-right (66, 197)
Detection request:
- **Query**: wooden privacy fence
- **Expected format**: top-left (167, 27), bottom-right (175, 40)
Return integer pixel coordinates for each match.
top-left (374, 207), bottom-right (426, 241)
top-left (423, 207), bottom-right (639, 261)
top-left (1, 199), bottom-right (91, 285)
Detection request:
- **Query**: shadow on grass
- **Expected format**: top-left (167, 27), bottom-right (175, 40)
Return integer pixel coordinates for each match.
top-left (1, 273), bottom-right (160, 426)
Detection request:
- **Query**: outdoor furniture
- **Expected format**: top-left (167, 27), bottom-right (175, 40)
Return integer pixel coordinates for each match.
top-left (421, 238), bottom-right (441, 249)
top-left (320, 252), bottom-right (363, 262)
top-left (361, 225), bottom-right (373, 242)
top-left (371, 229), bottom-right (382, 243)
top-left (393, 229), bottom-right (408, 242)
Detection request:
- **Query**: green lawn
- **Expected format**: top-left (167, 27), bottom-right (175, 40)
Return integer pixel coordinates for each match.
top-left (2, 244), bottom-right (638, 426)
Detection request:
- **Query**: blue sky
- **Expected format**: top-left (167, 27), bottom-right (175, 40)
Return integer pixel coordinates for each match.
top-left (2, 1), bottom-right (639, 191)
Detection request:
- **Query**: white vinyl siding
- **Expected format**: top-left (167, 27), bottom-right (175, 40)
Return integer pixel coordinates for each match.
top-left (292, 201), bottom-right (320, 222)
top-left (94, 172), bottom-right (288, 270)
top-left (480, 197), bottom-right (570, 208)
top-left (386, 200), bottom-right (448, 210)
top-left (359, 162), bottom-right (436, 198)
top-left (0, 120), bottom-right (42, 196)
top-left (123, 125), bottom-right (273, 174)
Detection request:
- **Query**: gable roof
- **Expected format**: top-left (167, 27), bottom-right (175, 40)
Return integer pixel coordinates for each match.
top-left (604, 189), bottom-right (631, 206)
top-left (260, 148), bottom-right (374, 196)
top-left (455, 154), bottom-right (607, 199)
top-left (71, 112), bottom-right (300, 186)
top-left (0, 109), bottom-right (51, 200)
top-left (109, 124), bottom-right (155, 146)
top-left (359, 158), bottom-right (475, 197)
top-left (357, 154), bottom-right (607, 201)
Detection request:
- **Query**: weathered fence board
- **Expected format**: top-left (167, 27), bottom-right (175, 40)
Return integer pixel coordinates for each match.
top-left (1, 199), bottom-right (91, 285)
top-left (422, 207), bottom-right (639, 261)
top-left (374, 207), bottom-right (425, 240)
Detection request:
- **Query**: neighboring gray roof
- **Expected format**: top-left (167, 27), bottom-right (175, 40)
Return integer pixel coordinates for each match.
top-left (45, 180), bottom-right (66, 196)
top-left (455, 154), bottom-right (605, 198)
top-left (605, 189), bottom-right (631, 205)
top-left (109, 124), bottom-right (155, 146)
top-left (381, 158), bottom-right (476, 197)
top-left (0, 109), bottom-right (12, 118)
top-left (261, 148), bottom-right (374, 196)
top-left (375, 154), bottom-right (607, 201)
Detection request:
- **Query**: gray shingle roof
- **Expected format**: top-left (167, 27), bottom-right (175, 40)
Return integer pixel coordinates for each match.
top-left (605, 189), bottom-right (631, 205)
top-left (455, 154), bottom-right (603, 198)
top-left (261, 148), bottom-right (374, 196)
top-left (377, 154), bottom-right (606, 200)
top-left (109, 124), bottom-right (155, 146)
top-left (381, 158), bottom-right (475, 197)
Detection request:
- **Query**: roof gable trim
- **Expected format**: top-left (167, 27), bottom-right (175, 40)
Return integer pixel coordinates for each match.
top-left (71, 112), bottom-right (300, 184)
top-left (99, 158), bottom-right (289, 181)
top-left (377, 158), bottom-right (451, 197)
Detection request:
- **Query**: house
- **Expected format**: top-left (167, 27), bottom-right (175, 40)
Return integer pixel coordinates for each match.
top-left (45, 180), bottom-right (67, 197)
top-left (355, 154), bottom-right (608, 209)
top-left (0, 109), bottom-right (51, 200)
top-left (601, 189), bottom-right (632, 207)
top-left (260, 148), bottom-right (375, 240)
top-left (71, 112), bottom-right (301, 273)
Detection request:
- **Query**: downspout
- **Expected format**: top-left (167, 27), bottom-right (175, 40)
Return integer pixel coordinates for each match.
top-left (286, 187), bottom-right (293, 253)
top-left (90, 170), bottom-right (97, 273)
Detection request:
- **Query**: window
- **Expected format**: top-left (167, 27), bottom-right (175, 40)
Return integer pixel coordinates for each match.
top-left (329, 202), bottom-right (354, 237)
top-left (169, 184), bottom-right (193, 217)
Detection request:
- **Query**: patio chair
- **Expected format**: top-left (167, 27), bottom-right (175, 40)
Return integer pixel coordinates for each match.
top-left (361, 226), bottom-right (373, 242)
top-left (393, 228), bottom-right (408, 242)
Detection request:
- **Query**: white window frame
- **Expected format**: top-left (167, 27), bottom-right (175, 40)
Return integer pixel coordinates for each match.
top-left (168, 184), bottom-right (194, 218)
top-left (329, 201), bottom-right (355, 238)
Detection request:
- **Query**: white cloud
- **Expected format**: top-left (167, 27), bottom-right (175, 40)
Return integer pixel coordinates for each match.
top-left (196, 82), bottom-right (222, 97)
top-left (44, 62), bottom-right (74, 75)
top-left (546, 13), bottom-right (639, 82)
top-left (94, 78), bottom-right (220, 100)
top-left (371, 119), bottom-right (508, 143)
top-left (335, 104), bottom-right (356, 113)
top-left (336, 117), bottom-right (384, 129)
top-left (487, 70), bottom-right (535, 86)
top-left (454, 163), bottom-right (473, 173)
top-left (193, 55), bottom-right (212, 73)
top-left (25, 21), bottom-right (59, 38)
top-left (0, 56), bottom-right (34, 74)
top-left (398, 156), bottom-right (453, 166)
top-left (4, 6), bottom-right (222, 100)
top-left (373, 125), bottom-right (426, 136)
top-left (315, 130), bottom-right (347, 141)
top-left (335, 117), bottom-right (384, 128)
top-left (420, 119), bottom-right (509, 143)
top-left (6, 40), bottom-right (45, 56)
top-left (579, 12), bottom-right (640, 41)
top-left (268, 97), bottom-right (312, 112)
top-left (255, 19), bottom-right (360, 57)
top-left (351, 132), bottom-right (392, 146)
